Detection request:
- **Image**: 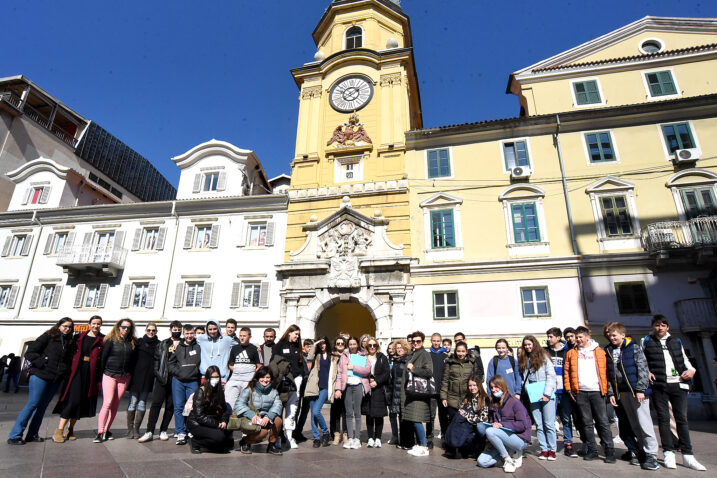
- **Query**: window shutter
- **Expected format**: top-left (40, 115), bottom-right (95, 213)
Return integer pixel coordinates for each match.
top-left (21, 188), bottom-right (32, 205)
top-left (192, 174), bottom-right (202, 193)
top-left (39, 186), bottom-right (51, 204)
top-left (173, 283), bottom-right (184, 308)
top-left (156, 227), bottom-right (167, 250)
top-left (120, 284), bottom-right (132, 308)
top-left (82, 232), bottom-right (93, 247)
top-left (29, 286), bottom-right (41, 309)
top-left (209, 225), bottom-right (220, 248)
top-left (427, 150), bottom-right (438, 178)
top-left (20, 235), bottom-right (32, 256)
top-left (216, 172), bottom-right (227, 191)
top-left (2, 237), bottom-right (11, 257)
top-left (183, 226), bottom-right (194, 249)
top-left (202, 282), bottom-right (213, 308)
top-left (659, 71), bottom-right (677, 95)
top-left (65, 231), bottom-right (76, 248)
top-left (73, 284), bottom-right (86, 308)
top-left (586, 81), bottom-right (600, 103)
top-left (146, 283), bottom-right (157, 309)
top-left (51, 285), bottom-right (63, 309)
top-left (265, 222), bottom-right (275, 246)
top-left (114, 230), bottom-right (125, 249)
top-left (97, 284), bottom-right (109, 308)
top-left (43, 234), bottom-right (54, 255)
top-left (259, 282), bottom-right (270, 308)
top-left (230, 282), bottom-right (241, 308)
top-left (7, 285), bottom-right (19, 309)
top-left (131, 228), bottom-right (142, 251)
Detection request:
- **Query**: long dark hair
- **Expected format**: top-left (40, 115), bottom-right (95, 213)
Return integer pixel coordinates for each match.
top-left (47, 317), bottom-right (74, 338)
top-left (278, 324), bottom-right (303, 364)
top-left (518, 335), bottom-right (548, 372)
top-left (248, 366), bottom-right (273, 389)
top-left (200, 365), bottom-right (226, 412)
top-left (462, 374), bottom-right (488, 410)
top-left (316, 336), bottom-right (332, 356)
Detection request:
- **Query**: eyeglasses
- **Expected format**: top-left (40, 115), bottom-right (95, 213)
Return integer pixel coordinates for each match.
top-left (411, 339), bottom-right (423, 344)
top-left (335, 341), bottom-right (345, 345)
top-left (367, 344), bottom-right (378, 348)
top-left (147, 329), bottom-right (157, 333)
top-left (120, 326), bottom-right (130, 330)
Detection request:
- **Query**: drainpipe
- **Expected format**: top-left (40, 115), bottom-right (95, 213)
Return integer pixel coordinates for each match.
top-left (15, 210), bottom-right (44, 319)
top-left (554, 114), bottom-right (589, 324)
top-left (160, 201), bottom-right (181, 322)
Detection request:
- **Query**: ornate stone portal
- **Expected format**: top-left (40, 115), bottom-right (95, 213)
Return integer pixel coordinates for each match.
top-left (276, 197), bottom-right (415, 341)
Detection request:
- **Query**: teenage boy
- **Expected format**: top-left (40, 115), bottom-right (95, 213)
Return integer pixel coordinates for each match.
top-left (563, 328), bottom-right (577, 349)
top-left (604, 322), bottom-right (660, 470)
top-left (453, 332), bottom-right (484, 383)
top-left (545, 327), bottom-right (577, 457)
top-left (642, 315), bottom-right (706, 471)
top-left (168, 324), bottom-right (201, 445)
top-left (427, 333), bottom-right (448, 448)
top-left (226, 327), bottom-right (261, 411)
top-left (442, 338), bottom-right (452, 354)
top-left (224, 319), bottom-right (237, 340)
top-left (196, 320), bottom-right (237, 382)
top-left (259, 328), bottom-right (276, 366)
top-left (563, 326), bottom-right (615, 463)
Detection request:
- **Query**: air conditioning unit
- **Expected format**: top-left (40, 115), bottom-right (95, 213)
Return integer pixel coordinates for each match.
top-left (510, 166), bottom-right (532, 179)
top-left (674, 148), bottom-right (701, 163)
top-left (345, 171), bottom-right (354, 179)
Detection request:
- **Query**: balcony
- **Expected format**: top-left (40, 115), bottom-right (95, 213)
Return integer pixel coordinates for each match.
top-left (0, 91), bottom-right (22, 115)
top-left (641, 217), bottom-right (717, 260)
top-left (0, 90), bottom-right (79, 148)
top-left (675, 298), bottom-right (717, 332)
top-left (57, 244), bottom-right (127, 277)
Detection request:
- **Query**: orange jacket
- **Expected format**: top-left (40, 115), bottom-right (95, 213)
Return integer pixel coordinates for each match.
top-left (563, 343), bottom-right (608, 395)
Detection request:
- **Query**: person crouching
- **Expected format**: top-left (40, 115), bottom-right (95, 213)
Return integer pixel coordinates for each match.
top-left (186, 365), bottom-right (233, 454)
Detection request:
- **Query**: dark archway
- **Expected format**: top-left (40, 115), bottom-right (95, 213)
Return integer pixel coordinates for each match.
top-left (316, 301), bottom-right (375, 340)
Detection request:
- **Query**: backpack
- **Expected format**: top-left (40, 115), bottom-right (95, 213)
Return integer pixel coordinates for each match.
top-left (491, 355), bottom-right (516, 377)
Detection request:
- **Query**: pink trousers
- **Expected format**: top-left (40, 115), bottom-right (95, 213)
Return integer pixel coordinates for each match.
top-left (97, 374), bottom-right (130, 433)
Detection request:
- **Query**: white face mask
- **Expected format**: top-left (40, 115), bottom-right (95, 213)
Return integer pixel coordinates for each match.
top-left (210, 378), bottom-right (220, 387)
top-left (492, 390), bottom-right (503, 398)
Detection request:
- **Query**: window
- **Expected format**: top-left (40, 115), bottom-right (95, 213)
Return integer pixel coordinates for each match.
top-left (120, 282), bottom-right (157, 309)
top-left (10, 235), bottom-right (27, 257)
top-left (231, 281), bottom-right (269, 308)
top-left (131, 227), bottom-right (166, 251)
top-left (21, 186), bottom-right (50, 206)
top-left (521, 287), bottom-right (550, 317)
top-left (433, 291), bottom-right (458, 320)
top-left (40, 285), bottom-right (55, 308)
top-left (645, 70), bottom-right (677, 97)
top-left (502, 141), bottom-right (530, 170)
top-left (511, 202), bottom-right (540, 243)
top-left (73, 284), bottom-right (108, 309)
top-left (335, 157), bottom-right (363, 183)
top-left (615, 282), bottom-right (651, 314)
top-left (640, 39), bottom-right (663, 54)
top-left (600, 196), bottom-right (633, 236)
top-left (191, 171), bottom-right (225, 193)
top-left (29, 284), bottom-right (63, 309)
top-left (680, 188), bottom-right (717, 219)
top-left (0, 285), bottom-right (18, 309)
top-left (132, 283), bottom-right (150, 308)
top-left (203, 172), bottom-right (219, 192)
top-left (430, 209), bottom-right (455, 248)
top-left (345, 163), bottom-right (354, 179)
top-left (661, 122), bottom-right (695, 153)
top-left (84, 285), bottom-right (102, 308)
top-left (2, 234), bottom-right (33, 258)
top-left (345, 26), bottom-right (362, 49)
top-left (427, 149), bottom-right (451, 178)
top-left (173, 281), bottom-right (212, 308)
top-left (248, 224), bottom-right (267, 247)
top-left (585, 132), bottom-right (616, 163)
top-left (573, 80), bottom-right (601, 105)
top-left (185, 282), bottom-right (205, 308)
top-left (142, 228), bottom-right (159, 250)
top-left (195, 225), bottom-right (213, 248)
top-left (52, 233), bottom-right (68, 254)
top-left (30, 187), bottom-right (42, 205)
top-left (241, 282), bottom-right (261, 308)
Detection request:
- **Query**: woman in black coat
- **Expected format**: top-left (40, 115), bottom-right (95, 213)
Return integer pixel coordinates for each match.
top-left (362, 337), bottom-right (391, 448)
top-left (389, 339), bottom-right (411, 449)
top-left (187, 365), bottom-right (233, 454)
top-left (125, 323), bottom-right (159, 438)
top-left (8, 318), bottom-right (75, 444)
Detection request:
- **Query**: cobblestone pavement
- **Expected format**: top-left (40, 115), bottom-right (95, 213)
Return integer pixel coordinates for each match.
top-left (0, 386), bottom-right (715, 478)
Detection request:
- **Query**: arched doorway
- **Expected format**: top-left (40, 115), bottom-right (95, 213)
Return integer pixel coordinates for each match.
top-left (316, 301), bottom-right (375, 340)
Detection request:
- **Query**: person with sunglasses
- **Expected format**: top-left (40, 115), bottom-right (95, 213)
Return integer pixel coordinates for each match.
top-left (125, 323), bottom-right (159, 438)
top-left (363, 337), bottom-right (391, 448)
top-left (402, 331), bottom-right (433, 457)
top-left (330, 337), bottom-right (348, 445)
top-left (336, 336), bottom-right (371, 449)
top-left (96, 319), bottom-right (137, 443)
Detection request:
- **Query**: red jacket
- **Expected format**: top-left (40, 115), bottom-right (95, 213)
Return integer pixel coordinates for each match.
top-left (60, 331), bottom-right (104, 401)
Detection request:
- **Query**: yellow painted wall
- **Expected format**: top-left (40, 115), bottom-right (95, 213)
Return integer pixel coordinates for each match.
top-left (576, 32), bottom-right (717, 64)
top-left (316, 6), bottom-right (406, 56)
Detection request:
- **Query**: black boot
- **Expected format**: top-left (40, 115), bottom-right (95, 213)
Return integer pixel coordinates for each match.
top-left (604, 446), bottom-right (616, 464)
top-left (134, 410), bottom-right (146, 439)
top-left (126, 410), bottom-right (136, 439)
top-left (321, 433), bottom-right (331, 447)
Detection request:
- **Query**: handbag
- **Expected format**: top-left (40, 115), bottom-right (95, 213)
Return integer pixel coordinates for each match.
top-left (525, 381), bottom-right (555, 403)
top-left (405, 371), bottom-right (436, 398)
top-left (227, 388), bottom-right (262, 433)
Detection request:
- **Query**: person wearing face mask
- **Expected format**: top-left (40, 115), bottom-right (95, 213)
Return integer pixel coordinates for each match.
top-left (186, 365), bottom-right (233, 454)
top-left (486, 339), bottom-right (521, 399)
top-left (138, 321), bottom-right (182, 443)
top-left (52, 316), bottom-right (104, 443)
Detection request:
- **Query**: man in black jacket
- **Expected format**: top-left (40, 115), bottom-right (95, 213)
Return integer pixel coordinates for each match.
top-left (4, 353), bottom-right (21, 393)
top-left (427, 333), bottom-right (448, 449)
top-left (138, 321), bottom-right (182, 443)
top-left (168, 324), bottom-right (201, 446)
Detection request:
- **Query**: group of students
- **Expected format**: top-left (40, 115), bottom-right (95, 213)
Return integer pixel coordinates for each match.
top-left (3, 314), bottom-right (708, 473)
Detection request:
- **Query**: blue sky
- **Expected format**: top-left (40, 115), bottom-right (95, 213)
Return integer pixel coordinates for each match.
top-left (3, 0), bottom-right (715, 187)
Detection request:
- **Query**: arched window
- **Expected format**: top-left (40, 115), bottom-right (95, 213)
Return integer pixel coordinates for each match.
top-left (345, 26), bottom-right (363, 49)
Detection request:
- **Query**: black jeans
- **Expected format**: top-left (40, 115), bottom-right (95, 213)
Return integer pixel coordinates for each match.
top-left (365, 416), bottom-right (384, 440)
top-left (427, 396), bottom-right (448, 439)
top-left (652, 383), bottom-right (692, 454)
top-left (294, 378), bottom-right (310, 436)
top-left (399, 416), bottom-right (415, 448)
top-left (146, 381), bottom-right (173, 434)
top-left (575, 391), bottom-right (613, 453)
top-left (330, 395), bottom-right (346, 436)
top-left (614, 391), bottom-right (647, 461)
top-left (187, 422), bottom-right (233, 452)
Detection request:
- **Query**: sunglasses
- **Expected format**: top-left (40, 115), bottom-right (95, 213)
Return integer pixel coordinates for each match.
top-left (335, 341), bottom-right (345, 345)
top-left (147, 329), bottom-right (157, 333)
top-left (411, 339), bottom-right (423, 344)
top-left (367, 344), bottom-right (378, 348)
top-left (120, 326), bottom-right (130, 330)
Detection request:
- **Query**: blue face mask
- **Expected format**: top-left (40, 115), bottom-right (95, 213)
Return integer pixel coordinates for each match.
top-left (492, 390), bottom-right (504, 398)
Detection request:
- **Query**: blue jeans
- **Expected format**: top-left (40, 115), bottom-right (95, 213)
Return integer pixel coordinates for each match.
top-left (171, 378), bottom-right (198, 435)
top-left (413, 421), bottom-right (426, 446)
top-left (9, 375), bottom-right (60, 440)
top-left (4, 371), bottom-right (20, 392)
top-left (531, 398), bottom-right (557, 452)
top-left (555, 393), bottom-right (573, 444)
top-left (128, 392), bottom-right (150, 412)
top-left (477, 426), bottom-right (527, 467)
top-left (309, 388), bottom-right (329, 439)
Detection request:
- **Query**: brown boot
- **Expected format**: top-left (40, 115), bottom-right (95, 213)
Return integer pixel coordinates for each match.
top-left (332, 432), bottom-right (340, 445)
top-left (342, 432), bottom-right (348, 444)
top-left (64, 425), bottom-right (76, 441)
top-left (52, 428), bottom-right (65, 443)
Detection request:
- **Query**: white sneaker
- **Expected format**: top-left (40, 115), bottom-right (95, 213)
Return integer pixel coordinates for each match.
top-left (352, 438), bottom-right (361, 449)
top-left (137, 432), bottom-right (153, 443)
top-left (367, 438), bottom-right (375, 448)
top-left (159, 431), bottom-right (169, 441)
top-left (407, 444), bottom-right (420, 454)
top-left (288, 438), bottom-right (298, 449)
top-left (683, 455), bottom-right (706, 471)
top-left (663, 451), bottom-right (677, 469)
top-left (510, 451), bottom-right (523, 468)
top-left (503, 457), bottom-right (516, 473)
top-left (408, 445), bottom-right (429, 456)
top-left (343, 438), bottom-right (352, 449)
top-left (375, 438), bottom-right (382, 448)
top-left (555, 420), bottom-right (561, 432)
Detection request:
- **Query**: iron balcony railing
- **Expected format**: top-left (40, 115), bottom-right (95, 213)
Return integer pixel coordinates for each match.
top-left (57, 244), bottom-right (128, 269)
top-left (675, 298), bottom-right (717, 331)
top-left (0, 92), bottom-right (78, 148)
top-left (0, 91), bottom-right (22, 109)
top-left (641, 216), bottom-right (717, 253)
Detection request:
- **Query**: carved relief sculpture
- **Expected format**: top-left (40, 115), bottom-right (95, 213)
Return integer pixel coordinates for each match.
top-left (318, 219), bottom-right (374, 288)
top-left (326, 113), bottom-right (373, 147)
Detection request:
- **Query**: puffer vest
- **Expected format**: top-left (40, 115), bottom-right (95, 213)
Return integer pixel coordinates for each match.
top-left (643, 334), bottom-right (686, 386)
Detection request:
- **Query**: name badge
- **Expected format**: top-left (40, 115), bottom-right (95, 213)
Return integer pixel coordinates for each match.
top-left (283, 349), bottom-right (290, 353)
top-left (505, 368), bottom-right (513, 374)
top-left (189, 350), bottom-right (197, 356)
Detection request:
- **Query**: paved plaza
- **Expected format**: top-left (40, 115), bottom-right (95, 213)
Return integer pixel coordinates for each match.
top-left (0, 387), bottom-right (715, 478)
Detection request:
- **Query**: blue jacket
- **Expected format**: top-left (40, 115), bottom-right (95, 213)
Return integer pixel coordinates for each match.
top-left (606, 337), bottom-right (651, 397)
top-left (522, 356), bottom-right (557, 398)
top-left (195, 321), bottom-right (237, 381)
top-left (235, 384), bottom-right (283, 420)
top-left (486, 355), bottom-right (522, 397)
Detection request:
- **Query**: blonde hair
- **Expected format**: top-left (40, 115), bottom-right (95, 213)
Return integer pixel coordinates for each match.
top-left (365, 336), bottom-right (381, 353)
top-left (393, 339), bottom-right (409, 356)
top-left (104, 318), bottom-right (137, 348)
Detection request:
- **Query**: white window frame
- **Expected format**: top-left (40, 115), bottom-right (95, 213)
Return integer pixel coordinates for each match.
top-left (638, 37), bottom-right (665, 55)
top-left (334, 155), bottom-right (363, 183)
top-left (569, 77), bottom-right (607, 108)
top-left (131, 282), bottom-right (150, 308)
top-left (0, 284), bottom-right (19, 309)
top-left (84, 284), bottom-right (102, 308)
top-left (51, 232), bottom-right (68, 255)
top-left (203, 172), bottom-right (219, 192)
top-left (424, 147), bottom-right (454, 180)
top-left (641, 67), bottom-right (681, 101)
top-left (142, 228), bottom-right (159, 251)
top-left (665, 169), bottom-right (717, 221)
top-left (500, 138), bottom-right (533, 173)
top-left (40, 284), bottom-right (57, 309)
top-left (655, 120), bottom-right (700, 162)
top-left (520, 286), bottom-right (551, 318)
top-left (419, 192), bottom-right (464, 261)
top-left (433, 290), bottom-right (459, 320)
top-left (185, 281), bottom-right (205, 308)
top-left (586, 177), bottom-right (641, 251)
top-left (499, 185), bottom-right (549, 257)
top-left (247, 223), bottom-right (268, 247)
top-left (581, 130), bottom-right (621, 166)
top-left (241, 281), bottom-right (262, 308)
top-left (10, 235), bottom-right (27, 257)
top-left (343, 25), bottom-right (364, 50)
top-left (195, 225), bottom-right (213, 249)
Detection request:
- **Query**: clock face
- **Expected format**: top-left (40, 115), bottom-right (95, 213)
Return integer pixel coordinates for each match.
top-left (329, 75), bottom-right (373, 112)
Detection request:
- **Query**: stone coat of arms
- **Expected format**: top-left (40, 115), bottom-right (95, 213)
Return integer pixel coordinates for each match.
top-left (318, 220), bottom-right (372, 288)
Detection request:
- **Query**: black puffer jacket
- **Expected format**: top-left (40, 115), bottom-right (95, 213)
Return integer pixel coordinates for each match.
top-left (187, 386), bottom-right (231, 429)
top-left (129, 335), bottom-right (158, 393)
top-left (25, 332), bottom-right (74, 383)
top-left (101, 338), bottom-right (136, 377)
top-left (273, 340), bottom-right (306, 378)
top-left (389, 355), bottom-right (408, 414)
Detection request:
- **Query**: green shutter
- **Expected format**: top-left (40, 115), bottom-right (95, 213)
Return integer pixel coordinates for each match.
top-left (647, 71), bottom-right (677, 97)
top-left (430, 209), bottom-right (455, 248)
top-left (427, 150), bottom-right (439, 178)
top-left (585, 131), bottom-right (615, 162)
top-left (428, 149), bottom-right (450, 178)
top-left (574, 80), bottom-right (600, 105)
top-left (511, 202), bottom-right (540, 243)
